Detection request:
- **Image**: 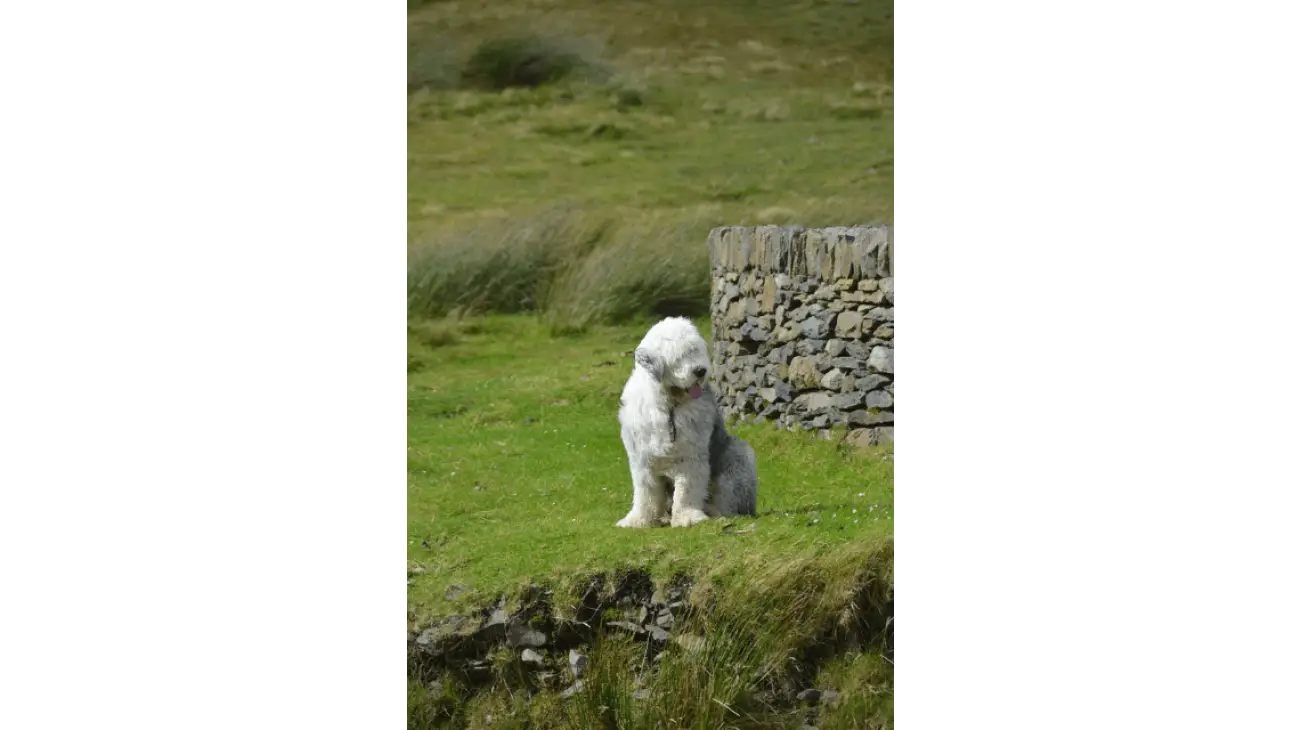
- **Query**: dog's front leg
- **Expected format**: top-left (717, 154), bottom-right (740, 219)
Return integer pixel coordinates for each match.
top-left (669, 463), bottom-right (711, 527)
top-left (616, 463), bottom-right (664, 528)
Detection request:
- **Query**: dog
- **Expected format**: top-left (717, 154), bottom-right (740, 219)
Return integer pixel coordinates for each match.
top-left (615, 317), bottom-right (758, 528)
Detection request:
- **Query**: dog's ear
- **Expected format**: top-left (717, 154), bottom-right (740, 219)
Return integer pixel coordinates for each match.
top-left (634, 347), bottom-right (663, 380)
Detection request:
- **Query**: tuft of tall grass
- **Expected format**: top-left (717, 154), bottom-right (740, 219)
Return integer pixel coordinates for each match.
top-left (408, 201), bottom-right (882, 333)
top-left (463, 35), bottom-right (606, 90)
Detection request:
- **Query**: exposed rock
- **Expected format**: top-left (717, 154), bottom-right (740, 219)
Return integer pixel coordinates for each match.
top-left (820, 368), bottom-right (845, 391)
top-left (787, 356), bottom-right (822, 390)
top-left (834, 310), bottom-right (863, 338)
top-left (856, 374), bottom-right (890, 392)
top-left (507, 622), bottom-right (547, 648)
top-left (607, 620), bottom-right (646, 636)
top-left (560, 681), bottom-right (584, 699)
top-left (867, 346), bottom-right (893, 374)
top-left (520, 648), bottom-right (545, 666)
top-left (568, 649), bottom-right (587, 679)
top-left (865, 390), bottom-right (893, 408)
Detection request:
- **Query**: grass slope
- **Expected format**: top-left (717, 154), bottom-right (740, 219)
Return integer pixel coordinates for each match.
top-left (407, 0), bottom-right (893, 328)
top-left (408, 316), bottom-right (893, 619)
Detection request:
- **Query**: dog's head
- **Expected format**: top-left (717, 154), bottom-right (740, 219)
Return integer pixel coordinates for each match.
top-left (634, 317), bottom-right (712, 400)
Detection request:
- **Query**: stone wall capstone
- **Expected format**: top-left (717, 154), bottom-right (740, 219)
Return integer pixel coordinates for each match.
top-left (707, 225), bottom-right (893, 447)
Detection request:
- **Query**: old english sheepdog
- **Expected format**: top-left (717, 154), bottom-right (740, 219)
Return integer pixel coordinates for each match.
top-left (616, 317), bottom-right (758, 528)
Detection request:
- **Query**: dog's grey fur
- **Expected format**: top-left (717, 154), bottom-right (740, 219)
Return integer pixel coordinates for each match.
top-left (616, 317), bottom-right (758, 528)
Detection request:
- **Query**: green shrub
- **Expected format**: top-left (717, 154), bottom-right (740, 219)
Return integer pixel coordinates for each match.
top-left (462, 35), bottom-right (598, 90)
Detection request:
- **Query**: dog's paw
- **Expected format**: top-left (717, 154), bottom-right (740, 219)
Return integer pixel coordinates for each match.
top-left (616, 512), bottom-right (655, 528)
top-left (670, 507), bottom-right (710, 528)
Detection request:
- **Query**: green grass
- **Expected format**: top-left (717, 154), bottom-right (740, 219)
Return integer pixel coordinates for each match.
top-left (406, 0), bottom-right (893, 329)
top-left (407, 319), bottom-right (893, 729)
top-left (408, 316), bottom-right (893, 620)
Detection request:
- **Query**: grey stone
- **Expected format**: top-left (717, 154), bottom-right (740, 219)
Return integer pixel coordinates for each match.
top-left (521, 648), bottom-right (545, 666)
top-left (824, 339), bottom-right (846, 357)
top-left (560, 681), bottom-right (584, 699)
top-left (874, 325), bottom-right (893, 340)
top-left (773, 381), bottom-right (792, 402)
top-left (607, 620), bottom-right (646, 636)
top-left (835, 310), bottom-right (864, 338)
top-left (809, 414), bottom-right (829, 428)
top-left (856, 374), bottom-right (890, 391)
top-left (723, 300), bottom-right (746, 327)
top-left (507, 622), bottom-right (547, 648)
top-left (846, 429), bottom-right (876, 448)
top-left (867, 346), bottom-right (893, 374)
top-left (832, 392), bottom-right (865, 409)
top-left (569, 649), bottom-right (587, 679)
top-left (800, 316), bottom-right (829, 339)
top-left (794, 392), bottom-right (833, 413)
top-left (757, 387), bottom-right (778, 403)
top-left (873, 426), bottom-right (894, 444)
top-left (857, 279), bottom-right (879, 291)
top-left (848, 409), bottom-right (893, 426)
top-left (645, 625), bottom-right (670, 642)
top-left (788, 356), bottom-right (822, 390)
top-left (845, 341), bottom-right (870, 359)
top-left (866, 306), bottom-right (893, 322)
top-left (820, 368), bottom-right (846, 391)
top-left (795, 339), bottom-right (826, 356)
top-left (812, 285), bottom-right (836, 301)
top-left (830, 357), bottom-right (861, 370)
top-left (768, 344), bottom-right (793, 364)
top-left (865, 390), bottom-right (893, 408)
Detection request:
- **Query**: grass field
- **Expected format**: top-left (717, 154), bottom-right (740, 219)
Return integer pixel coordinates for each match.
top-left (408, 0), bottom-right (893, 725)
top-left (407, 0), bottom-right (893, 330)
top-left (408, 317), bottom-right (893, 618)
top-left (408, 317), bottom-right (893, 729)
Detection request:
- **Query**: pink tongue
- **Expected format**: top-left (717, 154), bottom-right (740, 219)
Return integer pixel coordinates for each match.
top-left (688, 384), bottom-right (703, 399)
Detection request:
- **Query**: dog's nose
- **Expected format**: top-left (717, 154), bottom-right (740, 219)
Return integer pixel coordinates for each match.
top-left (693, 367), bottom-right (708, 379)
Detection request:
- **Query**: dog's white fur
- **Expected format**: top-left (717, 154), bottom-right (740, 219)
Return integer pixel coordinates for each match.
top-left (616, 317), bottom-right (758, 528)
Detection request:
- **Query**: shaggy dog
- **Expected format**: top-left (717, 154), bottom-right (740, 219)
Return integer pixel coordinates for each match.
top-left (615, 317), bottom-right (758, 528)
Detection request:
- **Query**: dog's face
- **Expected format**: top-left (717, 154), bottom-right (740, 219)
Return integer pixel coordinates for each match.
top-left (634, 317), bottom-right (711, 400)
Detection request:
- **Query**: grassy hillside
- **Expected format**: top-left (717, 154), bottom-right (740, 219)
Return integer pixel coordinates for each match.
top-left (407, 0), bottom-right (893, 330)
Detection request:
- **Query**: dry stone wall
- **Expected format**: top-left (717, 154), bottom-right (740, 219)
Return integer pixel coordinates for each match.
top-left (707, 225), bottom-right (894, 446)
